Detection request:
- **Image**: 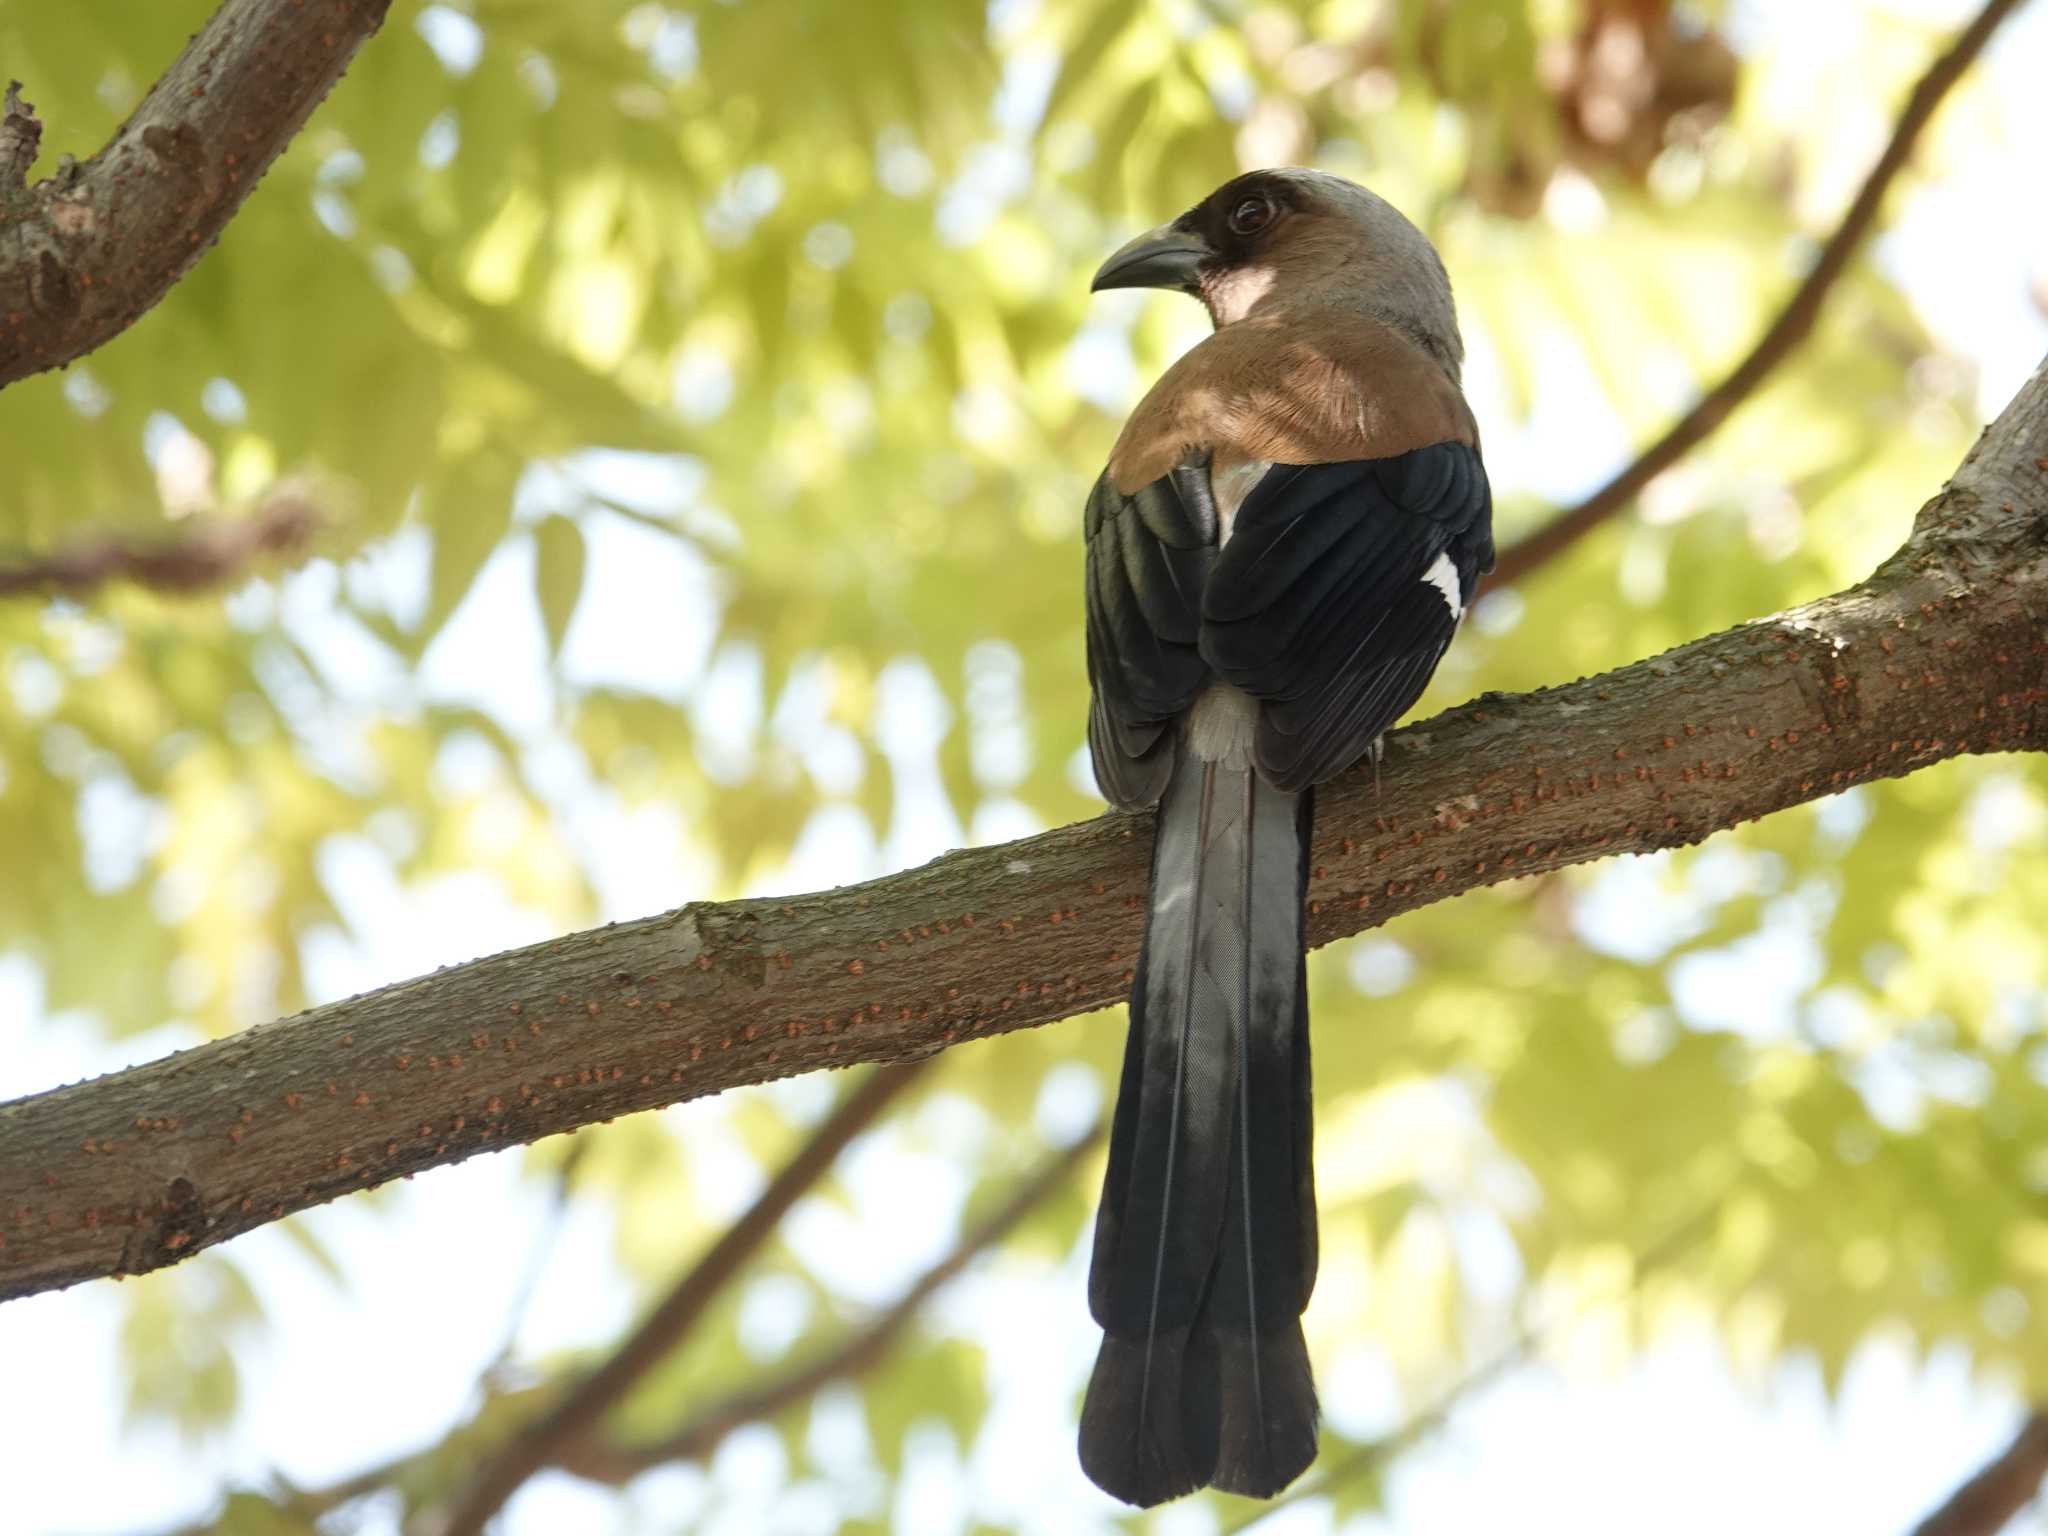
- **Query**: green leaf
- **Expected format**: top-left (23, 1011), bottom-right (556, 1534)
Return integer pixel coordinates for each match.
top-left (421, 455), bottom-right (517, 645)
top-left (533, 513), bottom-right (587, 658)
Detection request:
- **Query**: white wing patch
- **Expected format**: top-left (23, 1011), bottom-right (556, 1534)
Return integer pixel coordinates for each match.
top-left (1422, 551), bottom-right (1464, 620)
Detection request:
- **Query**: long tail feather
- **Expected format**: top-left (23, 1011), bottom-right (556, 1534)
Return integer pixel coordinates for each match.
top-left (1080, 748), bottom-right (1318, 1507)
top-left (1207, 775), bottom-right (1317, 1496)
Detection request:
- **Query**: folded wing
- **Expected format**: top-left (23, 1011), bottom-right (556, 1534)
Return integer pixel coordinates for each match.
top-left (1201, 442), bottom-right (1494, 792)
top-left (1084, 465), bottom-right (1218, 810)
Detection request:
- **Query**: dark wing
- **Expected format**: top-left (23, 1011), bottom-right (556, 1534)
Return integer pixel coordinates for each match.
top-left (1084, 465), bottom-right (1219, 810)
top-left (1201, 442), bottom-right (1493, 793)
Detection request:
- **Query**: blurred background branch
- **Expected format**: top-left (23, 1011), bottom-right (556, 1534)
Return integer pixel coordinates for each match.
top-left (552, 1122), bottom-right (1104, 1489)
top-left (1224, 1190), bottom-right (1727, 1533)
top-left (440, 1061), bottom-right (930, 1536)
top-left (239, 1115), bottom-right (1097, 1536)
top-left (483, 1138), bottom-right (590, 1377)
top-left (1909, 1412), bottom-right (2048, 1536)
top-left (0, 492), bottom-right (321, 599)
top-left (1491, 0), bottom-right (2026, 587)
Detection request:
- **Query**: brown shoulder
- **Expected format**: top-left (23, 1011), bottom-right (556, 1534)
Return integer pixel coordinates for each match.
top-left (1105, 313), bottom-right (1476, 495)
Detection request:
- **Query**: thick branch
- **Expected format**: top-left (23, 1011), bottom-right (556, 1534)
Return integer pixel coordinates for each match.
top-left (0, 494), bottom-right (321, 599)
top-left (439, 1061), bottom-right (928, 1536)
top-left (0, 0), bottom-right (395, 388)
top-left (2, 356), bottom-right (2044, 1305)
top-left (1490, 0), bottom-right (2024, 588)
top-left (1909, 1412), bottom-right (2048, 1536)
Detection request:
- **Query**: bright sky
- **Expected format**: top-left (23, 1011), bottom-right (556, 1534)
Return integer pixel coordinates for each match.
top-left (4, 1), bottom-right (2048, 1534)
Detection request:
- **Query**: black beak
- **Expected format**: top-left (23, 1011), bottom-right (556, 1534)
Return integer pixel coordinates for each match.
top-left (1090, 223), bottom-right (1212, 294)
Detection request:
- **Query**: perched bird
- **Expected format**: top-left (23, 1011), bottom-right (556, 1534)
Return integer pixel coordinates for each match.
top-left (1077, 169), bottom-right (1493, 1506)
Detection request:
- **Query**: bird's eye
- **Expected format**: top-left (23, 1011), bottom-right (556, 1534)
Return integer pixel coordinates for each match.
top-left (1227, 195), bottom-right (1274, 237)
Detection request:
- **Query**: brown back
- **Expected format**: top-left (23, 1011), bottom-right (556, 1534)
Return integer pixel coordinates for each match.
top-left (1106, 311), bottom-right (1477, 495)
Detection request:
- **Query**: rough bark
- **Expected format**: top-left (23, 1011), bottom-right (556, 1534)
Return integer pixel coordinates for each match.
top-left (2, 355), bottom-right (2044, 1305)
top-left (0, 0), bottom-right (395, 389)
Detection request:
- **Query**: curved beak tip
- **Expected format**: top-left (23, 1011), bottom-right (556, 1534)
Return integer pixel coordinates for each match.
top-left (1089, 226), bottom-right (1211, 295)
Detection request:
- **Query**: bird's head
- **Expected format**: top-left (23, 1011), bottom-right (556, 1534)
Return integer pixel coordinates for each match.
top-left (1090, 168), bottom-right (1462, 378)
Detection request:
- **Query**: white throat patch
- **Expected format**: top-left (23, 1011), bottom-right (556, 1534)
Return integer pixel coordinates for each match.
top-left (1203, 265), bottom-right (1277, 326)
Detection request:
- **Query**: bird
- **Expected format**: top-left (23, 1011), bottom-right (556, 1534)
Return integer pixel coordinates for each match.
top-left (1076, 168), bottom-right (1493, 1507)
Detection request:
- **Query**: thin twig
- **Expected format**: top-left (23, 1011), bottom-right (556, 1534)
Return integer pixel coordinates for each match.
top-left (194, 1079), bottom-right (1078, 1536)
top-left (1490, 0), bottom-right (2025, 588)
top-left (1219, 1327), bottom-right (1530, 1536)
top-left (1908, 1412), bottom-right (2048, 1536)
top-left (485, 1141), bottom-right (589, 1377)
top-left (0, 494), bottom-right (321, 600)
top-left (1223, 1192), bottom-right (1725, 1533)
top-left (555, 1121), bottom-right (1104, 1487)
top-left (438, 1061), bottom-right (931, 1536)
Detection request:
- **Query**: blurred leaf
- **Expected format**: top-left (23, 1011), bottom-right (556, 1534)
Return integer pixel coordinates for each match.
top-left (533, 513), bottom-right (587, 658)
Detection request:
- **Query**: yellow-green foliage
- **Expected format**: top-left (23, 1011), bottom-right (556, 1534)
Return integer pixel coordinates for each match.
top-left (1, 0), bottom-right (2038, 1522)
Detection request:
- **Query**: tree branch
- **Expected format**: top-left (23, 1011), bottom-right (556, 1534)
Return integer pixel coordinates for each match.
top-left (439, 1061), bottom-right (929, 1536)
top-left (0, 493), bottom-right (321, 600)
top-left (553, 1123), bottom-right (1102, 1488)
top-left (3, 353), bottom-right (2044, 1305)
top-left (1489, 0), bottom-right (2024, 588)
top-left (1909, 1412), bottom-right (2048, 1536)
top-left (0, 0), bottom-right (395, 389)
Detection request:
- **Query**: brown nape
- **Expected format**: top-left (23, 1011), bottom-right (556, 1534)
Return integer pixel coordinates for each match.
top-left (1106, 312), bottom-right (1477, 495)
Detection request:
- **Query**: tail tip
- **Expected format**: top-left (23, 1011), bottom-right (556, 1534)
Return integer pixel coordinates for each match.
top-left (1209, 1323), bottom-right (1320, 1499)
top-left (1079, 1333), bottom-right (1209, 1508)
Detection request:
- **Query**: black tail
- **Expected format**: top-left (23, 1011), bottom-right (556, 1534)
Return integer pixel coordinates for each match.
top-left (1078, 748), bottom-right (1319, 1507)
